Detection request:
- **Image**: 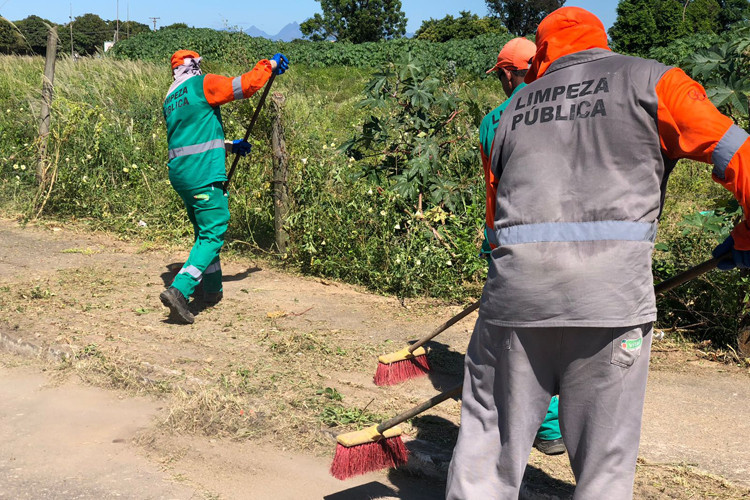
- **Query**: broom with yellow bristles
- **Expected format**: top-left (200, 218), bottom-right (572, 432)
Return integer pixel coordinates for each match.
top-left (340, 254), bottom-right (729, 479)
top-left (373, 301), bottom-right (479, 386)
top-left (330, 384), bottom-right (463, 480)
top-left (373, 251), bottom-right (729, 386)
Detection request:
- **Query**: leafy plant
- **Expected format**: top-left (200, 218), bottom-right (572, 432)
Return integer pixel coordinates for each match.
top-left (110, 27), bottom-right (514, 76)
top-left (316, 387), bottom-right (343, 401)
top-left (342, 53), bottom-right (480, 212)
top-left (319, 404), bottom-right (381, 427)
top-left (683, 22), bottom-right (750, 120)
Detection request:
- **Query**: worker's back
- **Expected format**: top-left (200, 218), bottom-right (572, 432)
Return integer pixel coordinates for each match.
top-left (485, 49), bottom-right (673, 327)
top-left (164, 74), bottom-right (226, 192)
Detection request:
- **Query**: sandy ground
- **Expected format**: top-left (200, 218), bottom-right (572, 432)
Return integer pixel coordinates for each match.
top-left (0, 218), bottom-right (749, 499)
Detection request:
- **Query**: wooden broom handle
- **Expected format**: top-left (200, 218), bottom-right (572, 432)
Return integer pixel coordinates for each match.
top-left (408, 301), bottom-right (480, 354)
top-left (377, 255), bottom-right (727, 434)
top-left (407, 253), bottom-right (728, 355)
top-left (225, 72), bottom-right (277, 189)
top-left (376, 384), bottom-right (462, 433)
top-left (654, 255), bottom-right (726, 295)
top-left (377, 254), bottom-right (728, 433)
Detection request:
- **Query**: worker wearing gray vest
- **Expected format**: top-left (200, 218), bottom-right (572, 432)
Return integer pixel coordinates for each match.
top-left (160, 50), bottom-right (289, 324)
top-left (447, 6), bottom-right (750, 500)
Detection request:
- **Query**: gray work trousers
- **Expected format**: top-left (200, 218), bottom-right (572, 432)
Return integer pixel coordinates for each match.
top-left (446, 318), bottom-right (653, 500)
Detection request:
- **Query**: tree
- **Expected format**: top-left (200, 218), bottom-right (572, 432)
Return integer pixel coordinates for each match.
top-left (610, 0), bottom-right (727, 56)
top-left (717, 0), bottom-right (750, 31)
top-left (609, 0), bottom-right (659, 55)
top-left (0, 17), bottom-right (23, 54)
top-left (485, 0), bottom-right (566, 36)
top-left (300, 0), bottom-right (407, 43)
top-left (415, 11), bottom-right (506, 42)
top-left (160, 23), bottom-right (189, 30)
top-left (58, 13), bottom-right (112, 56)
top-left (14, 15), bottom-right (54, 55)
top-left (117, 20), bottom-right (151, 39)
top-left (684, 0), bottom-right (722, 34)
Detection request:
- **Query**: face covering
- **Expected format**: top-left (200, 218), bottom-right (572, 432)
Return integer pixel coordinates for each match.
top-left (168, 56), bottom-right (202, 95)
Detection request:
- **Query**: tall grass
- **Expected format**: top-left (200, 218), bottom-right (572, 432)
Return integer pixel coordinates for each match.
top-left (0, 55), bottom-right (501, 298)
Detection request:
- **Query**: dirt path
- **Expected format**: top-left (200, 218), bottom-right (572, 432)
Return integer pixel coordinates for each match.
top-left (0, 218), bottom-right (749, 499)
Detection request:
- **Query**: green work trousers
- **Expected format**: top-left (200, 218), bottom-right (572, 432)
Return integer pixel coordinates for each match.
top-left (171, 182), bottom-right (229, 300)
top-left (537, 395), bottom-right (561, 441)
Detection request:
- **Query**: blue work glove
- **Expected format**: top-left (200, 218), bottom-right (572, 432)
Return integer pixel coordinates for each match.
top-left (712, 235), bottom-right (750, 270)
top-left (271, 53), bottom-right (288, 75)
top-left (232, 139), bottom-right (252, 157)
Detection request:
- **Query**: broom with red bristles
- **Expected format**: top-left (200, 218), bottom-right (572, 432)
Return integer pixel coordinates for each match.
top-left (330, 384), bottom-right (463, 480)
top-left (373, 251), bottom-right (729, 386)
top-left (338, 254), bottom-right (728, 479)
top-left (373, 301), bottom-right (479, 386)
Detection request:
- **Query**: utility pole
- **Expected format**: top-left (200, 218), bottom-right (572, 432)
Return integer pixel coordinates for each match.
top-left (150, 17), bottom-right (160, 30)
top-left (115, 0), bottom-right (119, 42)
top-left (69, 3), bottom-right (74, 59)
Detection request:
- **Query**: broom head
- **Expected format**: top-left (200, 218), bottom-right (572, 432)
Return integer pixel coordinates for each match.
top-left (373, 346), bottom-right (430, 386)
top-left (330, 425), bottom-right (408, 480)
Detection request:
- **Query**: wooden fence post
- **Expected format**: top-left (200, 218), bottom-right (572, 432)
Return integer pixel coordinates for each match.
top-left (737, 269), bottom-right (750, 358)
top-left (270, 92), bottom-right (290, 255)
top-left (37, 25), bottom-right (58, 185)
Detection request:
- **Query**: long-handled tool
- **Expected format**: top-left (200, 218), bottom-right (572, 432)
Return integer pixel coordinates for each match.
top-left (224, 72), bottom-right (276, 189)
top-left (374, 300), bottom-right (479, 386)
top-left (373, 253), bottom-right (728, 386)
top-left (653, 255), bottom-right (724, 294)
top-left (330, 384), bottom-right (463, 480)
top-left (343, 253), bottom-right (729, 479)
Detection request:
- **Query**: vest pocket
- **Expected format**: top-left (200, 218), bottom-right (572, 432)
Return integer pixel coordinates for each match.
top-left (610, 327), bottom-right (644, 368)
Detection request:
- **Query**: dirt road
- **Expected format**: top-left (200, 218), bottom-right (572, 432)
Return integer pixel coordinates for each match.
top-left (0, 218), bottom-right (748, 499)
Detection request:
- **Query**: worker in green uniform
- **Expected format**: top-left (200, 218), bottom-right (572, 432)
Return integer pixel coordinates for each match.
top-left (480, 38), bottom-right (565, 456)
top-left (159, 50), bottom-right (289, 324)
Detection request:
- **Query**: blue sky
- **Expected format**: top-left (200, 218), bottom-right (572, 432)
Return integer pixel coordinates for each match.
top-left (0, 0), bottom-right (619, 35)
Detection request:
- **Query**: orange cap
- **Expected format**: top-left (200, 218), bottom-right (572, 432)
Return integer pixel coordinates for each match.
top-left (170, 50), bottom-right (200, 69)
top-left (486, 37), bottom-right (537, 74)
top-left (525, 7), bottom-right (609, 84)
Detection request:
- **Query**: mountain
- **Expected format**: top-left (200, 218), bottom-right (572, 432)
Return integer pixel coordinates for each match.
top-left (243, 22), bottom-right (303, 42)
top-left (245, 26), bottom-right (272, 38)
top-left (273, 22), bottom-right (302, 42)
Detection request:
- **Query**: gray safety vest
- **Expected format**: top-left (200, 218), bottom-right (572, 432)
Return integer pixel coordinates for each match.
top-left (485, 48), bottom-right (673, 327)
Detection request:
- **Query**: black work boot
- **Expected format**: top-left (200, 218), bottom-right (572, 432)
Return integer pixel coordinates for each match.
top-left (203, 291), bottom-right (223, 306)
top-left (159, 287), bottom-right (195, 324)
top-left (533, 437), bottom-right (566, 456)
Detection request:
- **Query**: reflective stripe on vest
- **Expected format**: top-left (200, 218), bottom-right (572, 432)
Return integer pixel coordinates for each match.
top-left (232, 76), bottom-right (243, 101)
top-left (495, 220), bottom-right (658, 246)
top-left (713, 124), bottom-right (749, 180)
top-left (168, 139), bottom-right (225, 160)
top-left (485, 223), bottom-right (499, 247)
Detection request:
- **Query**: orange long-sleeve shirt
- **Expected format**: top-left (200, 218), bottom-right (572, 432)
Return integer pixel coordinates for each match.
top-left (656, 67), bottom-right (750, 248)
top-left (203, 60), bottom-right (273, 107)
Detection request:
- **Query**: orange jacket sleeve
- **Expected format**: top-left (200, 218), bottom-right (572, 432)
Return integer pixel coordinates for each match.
top-left (656, 67), bottom-right (750, 249)
top-left (481, 140), bottom-right (500, 249)
top-left (203, 60), bottom-right (273, 107)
